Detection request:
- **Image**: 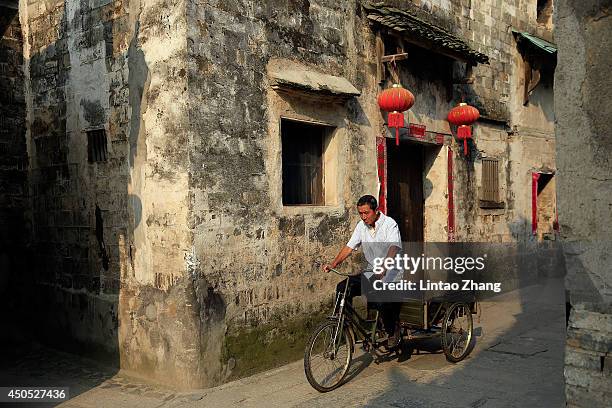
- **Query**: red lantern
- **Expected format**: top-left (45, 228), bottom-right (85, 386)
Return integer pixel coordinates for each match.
top-left (447, 103), bottom-right (480, 156)
top-left (378, 84), bottom-right (415, 146)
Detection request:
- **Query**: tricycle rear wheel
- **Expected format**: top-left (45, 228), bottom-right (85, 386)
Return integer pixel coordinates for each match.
top-left (442, 302), bottom-right (473, 363)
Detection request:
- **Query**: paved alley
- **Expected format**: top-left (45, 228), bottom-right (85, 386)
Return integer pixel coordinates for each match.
top-left (1, 278), bottom-right (566, 408)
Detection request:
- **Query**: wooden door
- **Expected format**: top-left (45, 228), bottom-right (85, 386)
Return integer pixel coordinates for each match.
top-left (386, 140), bottom-right (424, 242)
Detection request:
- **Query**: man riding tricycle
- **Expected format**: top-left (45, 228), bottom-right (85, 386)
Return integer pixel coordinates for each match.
top-left (304, 195), bottom-right (476, 392)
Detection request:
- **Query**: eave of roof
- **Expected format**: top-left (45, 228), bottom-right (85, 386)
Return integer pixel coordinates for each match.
top-left (362, 1), bottom-right (489, 65)
top-left (269, 68), bottom-right (361, 98)
top-left (512, 29), bottom-right (557, 54)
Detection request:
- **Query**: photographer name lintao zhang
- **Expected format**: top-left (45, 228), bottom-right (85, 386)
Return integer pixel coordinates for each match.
top-left (373, 279), bottom-right (502, 293)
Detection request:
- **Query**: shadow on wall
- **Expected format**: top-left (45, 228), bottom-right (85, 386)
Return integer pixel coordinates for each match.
top-left (0, 0), bottom-right (148, 397)
top-left (525, 69), bottom-right (555, 123)
top-left (0, 3), bottom-right (29, 344)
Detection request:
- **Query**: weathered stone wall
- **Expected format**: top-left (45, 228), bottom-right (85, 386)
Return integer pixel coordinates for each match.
top-left (185, 0), bottom-right (375, 381)
top-left (554, 0), bottom-right (612, 305)
top-left (17, 0), bottom-right (203, 388)
top-left (17, 0), bottom-right (128, 360)
top-left (110, 0), bottom-right (200, 388)
top-left (565, 303), bottom-right (612, 406)
top-left (554, 0), bottom-right (612, 406)
top-left (0, 3), bottom-right (28, 329)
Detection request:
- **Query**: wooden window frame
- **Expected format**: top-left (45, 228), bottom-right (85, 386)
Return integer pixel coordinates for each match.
top-left (479, 157), bottom-right (504, 209)
top-left (281, 119), bottom-right (330, 206)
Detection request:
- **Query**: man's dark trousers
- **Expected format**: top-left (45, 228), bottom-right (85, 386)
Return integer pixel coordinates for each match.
top-left (335, 275), bottom-right (399, 338)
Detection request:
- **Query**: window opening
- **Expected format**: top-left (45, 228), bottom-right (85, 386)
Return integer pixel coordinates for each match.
top-left (537, 0), bottom-right (553, 26)
top-left (536, 173), bottom-right (555, 240)
top-left (281, 119), bottom-right (328, 205)
top-left (87, 129), bottom-right (108, 163)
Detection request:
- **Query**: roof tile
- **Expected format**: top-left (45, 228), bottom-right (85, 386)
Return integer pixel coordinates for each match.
top-left (363, 2), bottom-right (489, 64)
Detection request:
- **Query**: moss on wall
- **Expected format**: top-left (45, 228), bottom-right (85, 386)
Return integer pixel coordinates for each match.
top-left (222, 305), bottom-right (331, 381)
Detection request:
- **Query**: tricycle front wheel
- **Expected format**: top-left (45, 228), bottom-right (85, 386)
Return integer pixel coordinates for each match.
top-left (304, 321), bottom-right (353, 392)
top-left (442, 302), bottom-right (473, 363)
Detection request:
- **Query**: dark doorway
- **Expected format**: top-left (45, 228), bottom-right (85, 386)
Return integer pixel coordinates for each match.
top-left (386, 140), bottom-right (424, 242)
top-left (536, 172), bottom-right (556, 240)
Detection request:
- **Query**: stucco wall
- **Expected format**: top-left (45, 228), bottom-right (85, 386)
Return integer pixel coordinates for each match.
top-left (555, 1), bottom-right (612, 405)
top-left (555, 0), bottom-right (612, 304)
top-left (183, 0), bottom-right (558, 383)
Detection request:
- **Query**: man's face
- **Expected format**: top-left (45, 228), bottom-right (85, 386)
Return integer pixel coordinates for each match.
top-left (357, 204), bottom-right (378, 226)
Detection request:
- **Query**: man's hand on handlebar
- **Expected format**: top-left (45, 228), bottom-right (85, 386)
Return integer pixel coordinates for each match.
top-left (323, 246), bottom-right (353, 274)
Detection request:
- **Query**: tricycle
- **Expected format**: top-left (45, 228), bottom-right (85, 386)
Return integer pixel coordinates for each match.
top-left (304, 266), bottom-right (476, 392)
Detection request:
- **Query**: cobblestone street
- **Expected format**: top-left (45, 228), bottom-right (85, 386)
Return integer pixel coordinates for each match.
top-left (1, 279), bottom-right (566, 408)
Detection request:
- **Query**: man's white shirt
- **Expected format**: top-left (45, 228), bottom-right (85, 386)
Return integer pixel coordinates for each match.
top-left (346, 212), bottom-right (402, 281)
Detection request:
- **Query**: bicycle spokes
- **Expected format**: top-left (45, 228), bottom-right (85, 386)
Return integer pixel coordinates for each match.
top-left (305, 322), bottom-right (352, 391)
top-left (443, 303), bottom-right (473, 361)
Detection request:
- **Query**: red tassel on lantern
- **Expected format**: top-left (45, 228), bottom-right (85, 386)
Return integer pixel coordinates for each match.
top-left (447, 103), bottom-right (480, 157)
top-left (387, 112), bottom-right (404, 145)
top-left (378, 84), bottom-right (415, 146)
top-left (457, 125), bottom-right (472, 155)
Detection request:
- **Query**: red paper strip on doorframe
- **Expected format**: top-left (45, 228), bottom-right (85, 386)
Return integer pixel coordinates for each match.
top-left (447, 148), bottom-right (455, 242)
top-left (531, 172), bottom-right (540, 235)
top-left (409, 123), bottom-right (426, 139)
top-left (376, 136), bottom-right (387, 214)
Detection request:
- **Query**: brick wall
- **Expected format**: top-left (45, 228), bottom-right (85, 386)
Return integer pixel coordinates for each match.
top-left (565, 304), bottom-right (612, 406)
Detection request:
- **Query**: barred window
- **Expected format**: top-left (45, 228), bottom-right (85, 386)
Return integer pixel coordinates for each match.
top-left (87, 129), bottom-right (108, 163)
